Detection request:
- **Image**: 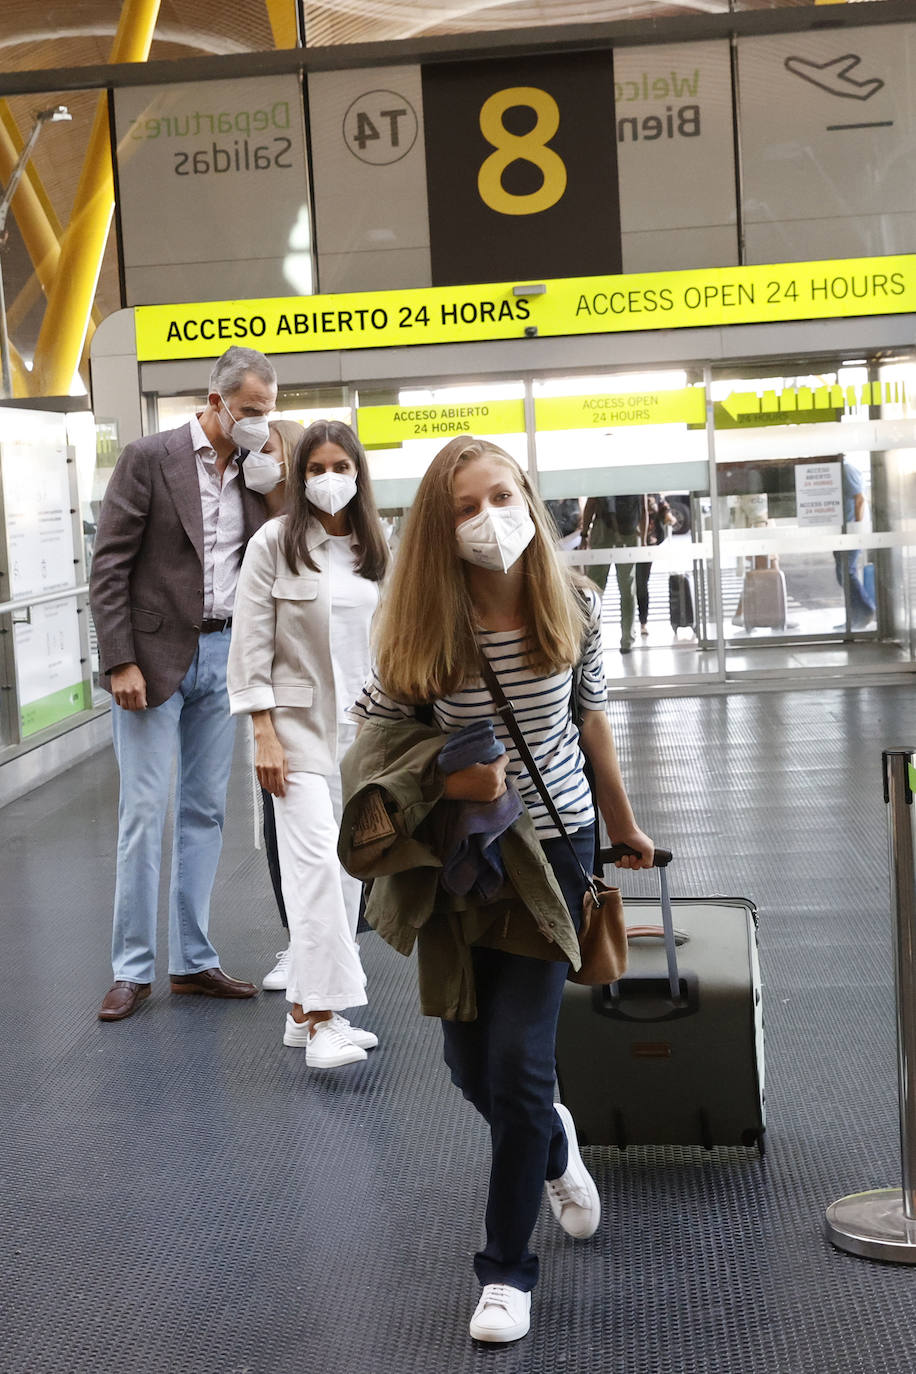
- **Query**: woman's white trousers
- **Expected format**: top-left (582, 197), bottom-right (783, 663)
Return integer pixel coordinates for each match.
top-left (273, 766), bottom-right (367, 1013)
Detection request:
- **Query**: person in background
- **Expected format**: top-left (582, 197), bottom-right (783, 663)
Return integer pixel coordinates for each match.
top-left (91, 345), bottom-right (276, 1021)
top-left (835, 457), bottom-right (876, 630)
top-left (347, 437), bottom-right (654, 1343)
top-left (581, 493), bottom-right (648, 654)
top-left (228, 420), bottom-right (388, 1068)
top-left (544, 497), bottom-right (583, 552)
top-left (636, 493), bottom-right (674, 636)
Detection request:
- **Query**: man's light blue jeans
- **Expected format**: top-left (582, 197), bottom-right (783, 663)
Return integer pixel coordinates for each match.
top-left (110, 630), bottom-right (235, 983)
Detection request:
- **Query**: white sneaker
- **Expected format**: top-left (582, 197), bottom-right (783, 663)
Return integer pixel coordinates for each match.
top-left (469, 1285), bottom-right (531, 1343)
top-left (283, 1012), bottom-right (311, 1047)
top-left (262, 948), bottom-right (290, 990)
top-left (545, 1102), bottom-right (601, 1239)
top-left (302, 1018), bottom-right (367, 1068)
top-left (328, 1012), bottom-right (378, 1051)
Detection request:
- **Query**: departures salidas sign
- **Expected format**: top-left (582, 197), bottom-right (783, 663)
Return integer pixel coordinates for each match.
top-left (134, 254), bottom-right (916, 361)
top-left (114, 75), bottom-right (311, 307)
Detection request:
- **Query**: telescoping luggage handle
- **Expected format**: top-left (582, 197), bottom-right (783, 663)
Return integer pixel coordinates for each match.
top-left (601, 844), bottom-right (679, 1000)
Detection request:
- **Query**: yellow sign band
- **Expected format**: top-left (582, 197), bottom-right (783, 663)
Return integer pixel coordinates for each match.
top-left (134, 255), bottom-right (916, 362)
top-left (535, 387), bottom-right (706, 431)
top-left (357, 399), bottom-right (525, 446)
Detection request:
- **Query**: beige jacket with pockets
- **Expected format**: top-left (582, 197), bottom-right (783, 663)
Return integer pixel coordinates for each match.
top-left (227, 516), bottom-right (363, 773)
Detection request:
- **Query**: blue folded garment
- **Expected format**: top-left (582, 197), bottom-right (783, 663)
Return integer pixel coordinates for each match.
top-left (437, 719), bottom-right (505, 772)
top-left (432, 722), bottom-right (523, 899)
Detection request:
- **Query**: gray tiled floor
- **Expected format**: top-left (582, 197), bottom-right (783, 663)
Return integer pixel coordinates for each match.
top-left (3, 685), bottom-right (916, 1373)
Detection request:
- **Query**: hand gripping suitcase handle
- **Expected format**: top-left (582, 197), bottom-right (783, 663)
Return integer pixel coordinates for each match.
top-left (600, 844), bottom-right (673, 867)
top-left (599, 844), bottom-right (680, 999)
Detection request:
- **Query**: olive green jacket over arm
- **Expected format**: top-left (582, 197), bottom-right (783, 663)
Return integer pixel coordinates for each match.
top-left (338, 715), bottom-right (581, 1021)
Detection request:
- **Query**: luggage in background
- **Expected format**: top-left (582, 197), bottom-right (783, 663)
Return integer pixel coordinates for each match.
top-left (741, 567), bottom-right (787, 631)
top-left (668, 573), bottom-right (694, 633)
top-left (556, 849), bottom-right (765, 1155)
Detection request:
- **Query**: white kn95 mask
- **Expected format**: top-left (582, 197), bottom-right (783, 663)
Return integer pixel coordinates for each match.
top-left (455, 505), bottom-right (536, 573)
top-left (305, 471), bottom-right (358, 515)
top-left (241, 450), bottom-right (284, 494)
top-left (218, 395), bottom-right (271, 454)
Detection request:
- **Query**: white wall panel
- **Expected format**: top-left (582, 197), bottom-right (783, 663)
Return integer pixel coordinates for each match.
top-left (308, 66), bottom-right (431, 291)
top-left (740, 24), bottom-right (916, 263)
top-left (616, 41), bottom-right (738, 270)
top-left (114, 75), bottom-right (312, 305)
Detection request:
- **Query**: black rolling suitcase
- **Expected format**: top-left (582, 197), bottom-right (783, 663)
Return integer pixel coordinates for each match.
top-left (556, 848), bottom-right (766, 1155)
top-left (668, 574), bottom-right (694, 633)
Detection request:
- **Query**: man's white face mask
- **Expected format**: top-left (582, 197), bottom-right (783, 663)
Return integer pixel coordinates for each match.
top-left (218, 394), bottom-right (271, 454)
top-left (241, 449), bottom-right (284, 494)
top-left (305, 471), bottom-right (358, 515)
top-left (455, 505), bottom-right (536, 573)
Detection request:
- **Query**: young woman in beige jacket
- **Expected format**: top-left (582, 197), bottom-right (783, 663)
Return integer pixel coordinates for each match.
top-left (228, 419), bottom-right (389, 1067)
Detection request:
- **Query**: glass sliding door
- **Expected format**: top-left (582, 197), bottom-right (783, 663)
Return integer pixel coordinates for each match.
top-left (709, 357), bottom-right (916, 679)
top-left (148, 339), bottom-right (916, 695)
top-left (531, 369), bottom-right (715, 686)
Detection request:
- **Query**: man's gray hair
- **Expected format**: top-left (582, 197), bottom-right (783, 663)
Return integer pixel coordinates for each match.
top-left (209, 346), bottom-right (277, 398)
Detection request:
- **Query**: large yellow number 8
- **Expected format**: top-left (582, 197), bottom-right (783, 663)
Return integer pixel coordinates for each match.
top-left (477, 86), bottom-right (568, 217)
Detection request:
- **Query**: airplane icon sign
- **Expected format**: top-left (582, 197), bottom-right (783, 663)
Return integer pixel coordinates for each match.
top-left (784, 54), bottom-right (884, 101)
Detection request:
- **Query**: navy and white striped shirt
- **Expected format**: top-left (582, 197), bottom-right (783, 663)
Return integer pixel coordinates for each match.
top-left (350, 587), bottom-right (607, 839)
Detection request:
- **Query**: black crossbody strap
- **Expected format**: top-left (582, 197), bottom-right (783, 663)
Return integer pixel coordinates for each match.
top-left (478, 653), bottom-right (598, 900)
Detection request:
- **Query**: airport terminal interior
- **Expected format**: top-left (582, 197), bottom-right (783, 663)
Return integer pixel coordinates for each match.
top-left (4, 1), bottom-right (916, 1371)
top-left (4, 684), bottom-right (916, 1373)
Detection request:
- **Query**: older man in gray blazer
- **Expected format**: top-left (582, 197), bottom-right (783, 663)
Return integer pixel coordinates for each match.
top-left (90, 345), bottom-right (278, 1020)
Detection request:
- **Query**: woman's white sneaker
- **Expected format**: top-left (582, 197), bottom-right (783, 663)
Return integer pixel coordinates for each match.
top-left (304, 1018), bottom-right (367, 1068)
top-left (469, 1285), bottom-right (531, 1343)
top-left (262, 948), bottom-right (290, 990)
top-left (328, 1012), bottom-right (378, 1050)
top-left (545, 1102), bottom-right (601, 1238)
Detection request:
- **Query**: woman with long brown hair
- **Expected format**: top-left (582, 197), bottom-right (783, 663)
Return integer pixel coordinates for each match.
top-left (228, 419), bottom-right (389, 1067)
top-left (350, 437), bottom-right (653, 1342)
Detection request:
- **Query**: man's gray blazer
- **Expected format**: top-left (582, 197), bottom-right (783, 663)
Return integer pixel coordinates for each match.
top-left (89, 421), bottom-right (266, 708)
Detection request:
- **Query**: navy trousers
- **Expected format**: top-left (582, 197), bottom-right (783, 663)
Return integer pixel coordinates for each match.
top-left (440, 822), bottom-right (595, 1292)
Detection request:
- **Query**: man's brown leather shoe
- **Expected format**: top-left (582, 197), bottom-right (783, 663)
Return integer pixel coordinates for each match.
top-left (169, 967), bottom-right (258, 998)
top-left (98, 980), bottom-right (151, 1021)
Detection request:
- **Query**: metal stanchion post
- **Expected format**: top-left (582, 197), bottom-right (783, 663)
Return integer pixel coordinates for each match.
top-left (825, 748), bottom-right (916, 1262)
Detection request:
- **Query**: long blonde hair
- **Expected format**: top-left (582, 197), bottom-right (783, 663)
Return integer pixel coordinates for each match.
top-left (373, 438), bottom-right (587, 702)
top-left (267, 417), bottom-right (305, 470)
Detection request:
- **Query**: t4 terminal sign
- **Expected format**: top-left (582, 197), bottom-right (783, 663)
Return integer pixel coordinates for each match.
top-left (134, 254), bottom-right (916, 361)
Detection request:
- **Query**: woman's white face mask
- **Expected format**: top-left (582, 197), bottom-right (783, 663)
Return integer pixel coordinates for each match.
top-left (242, 449), bottom-right (284, 494)
top-left (456, 505), bottom-right (536, 573)
top-left (306, 471), bottom-right (358, 515)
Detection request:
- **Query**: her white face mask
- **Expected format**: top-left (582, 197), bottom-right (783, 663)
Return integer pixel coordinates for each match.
top-left (218, 394), bottom-right (271, 454)
top-left (306, 471), bottom-right (358, 515)
top-left (456, 505), bottom-right (536, 573)
top-left (241, 449), bottom-right (284, 494)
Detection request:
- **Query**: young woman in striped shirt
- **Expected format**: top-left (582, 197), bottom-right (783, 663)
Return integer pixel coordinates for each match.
top-left (352, 437), bottom-right (654, 1345)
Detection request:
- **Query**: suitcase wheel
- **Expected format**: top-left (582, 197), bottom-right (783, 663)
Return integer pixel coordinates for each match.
top-left (742, 1126), bottom-right (766, 1158)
